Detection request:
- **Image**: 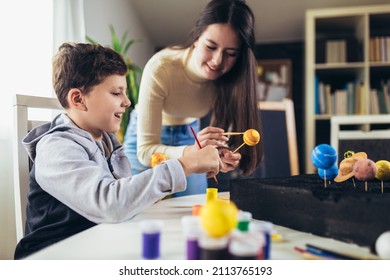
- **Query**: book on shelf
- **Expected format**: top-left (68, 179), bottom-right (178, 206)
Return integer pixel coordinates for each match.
top-left (370, 89), bottom-right (380, 114)
top-left (325, 40), bottom-right (346, 63)
top-left (314, 76), bottom-right (320, 114)
top-left (370, 36), bottom-right (390, 62)
top-left (383, 82), bottom-right (390, 113)
top-left (335, 89), bottom-right (348, 115)
top-left (315, 81), bottom-right (370, 116)
top-left (345, 82), bottom-right (355, 115)
top-left (325, 84), bottom-right (332, 115)
top-left (377, 89), bottom-right (388, 114)
top-left (368, 81), bottom-right (390, 115)
top-left (354, 82), bottom-right (367, 115)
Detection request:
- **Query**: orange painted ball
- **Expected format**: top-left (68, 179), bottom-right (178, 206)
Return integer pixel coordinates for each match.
top-left (149, 153), bottom-right (168, 167)
top-left (243, 129), bottom-right (260, 146)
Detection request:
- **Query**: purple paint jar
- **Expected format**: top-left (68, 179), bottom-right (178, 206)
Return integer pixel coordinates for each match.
top-left (199, 235), bottom-right (229, 260)
top-left (139, 219), bottom-right (164, 260)
top-left (181, 216), bottom-right (201, 260)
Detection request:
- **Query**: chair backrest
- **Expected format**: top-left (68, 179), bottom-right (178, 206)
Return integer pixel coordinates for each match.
top-left (12, 94), bottom-right (63, 243)
top-left (331, 115), bottom-right (390, 164)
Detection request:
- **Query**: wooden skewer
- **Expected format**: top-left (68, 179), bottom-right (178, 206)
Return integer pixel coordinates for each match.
top-left (232, 142), bottom-right (246, 153)
top-left (221, 132), bottom-right (244, 136)
top-left (381, 181), bottom-right (384, 194)
top-left (324, 170), bottom-right (327, 188)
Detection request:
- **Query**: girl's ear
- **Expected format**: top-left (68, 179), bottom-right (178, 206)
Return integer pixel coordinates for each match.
top-left (68, 89), bottom-right (87, 111)
top-left (193, 37), bottom-right (199, 48)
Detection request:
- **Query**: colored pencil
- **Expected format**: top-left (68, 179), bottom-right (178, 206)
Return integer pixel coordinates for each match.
top-left (293, 246), bottom-right (331, 260)
top-left (305, 244), bottom-right (357, 260)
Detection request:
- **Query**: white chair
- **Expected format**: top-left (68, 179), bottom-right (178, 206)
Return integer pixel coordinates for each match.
top-left (13, 94), bottom-right (63, 243)
top-left (331, 115), bottom-right (390, 163)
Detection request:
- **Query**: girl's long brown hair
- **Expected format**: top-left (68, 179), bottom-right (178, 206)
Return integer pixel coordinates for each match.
top-left (188, 0), bottom-right (263, 175)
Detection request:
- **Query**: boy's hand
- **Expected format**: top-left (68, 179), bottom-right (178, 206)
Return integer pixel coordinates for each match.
top-left (178, 145), bottom-right (221, 177)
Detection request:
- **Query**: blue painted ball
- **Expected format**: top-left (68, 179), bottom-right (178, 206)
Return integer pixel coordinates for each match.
top-left (317, 163), bottom-right (339, 180)
top-left (311, 144), bottom-right (337, 169)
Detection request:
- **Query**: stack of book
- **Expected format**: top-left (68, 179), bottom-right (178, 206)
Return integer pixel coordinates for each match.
top-left (315, 78), bottom-right (390, 116)
top-left (369, 36), bottom-right (390, 62)
top-left (326, 40), bottom-right (347, 63)
top-left (370, 81), bottom-right (390, 114)
top-left (315, 78), bottom-right (366, 116)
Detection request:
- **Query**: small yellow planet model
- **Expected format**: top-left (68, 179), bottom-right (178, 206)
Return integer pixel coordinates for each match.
top-left (200, 199), bottom-right (238, 238)
top-left (149, 153), bottom-right (168, 168)
top-left (344, 150), bottom-right (355, 159)
top-left (243, 129), bottom-right (260, 146)
top-left (375, 160), bottom-right (390, 181)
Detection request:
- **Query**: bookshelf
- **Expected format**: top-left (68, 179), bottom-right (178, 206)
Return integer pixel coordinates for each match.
top-left (305, 4), bottom-right (390, 173)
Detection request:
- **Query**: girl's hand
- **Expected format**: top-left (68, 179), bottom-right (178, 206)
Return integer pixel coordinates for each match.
top-left (219, 147), bottom-right (241, 173)
top-left (184, 126), bottom-right (229, 155)
top-left (196, 126), bottom-right (229, 147)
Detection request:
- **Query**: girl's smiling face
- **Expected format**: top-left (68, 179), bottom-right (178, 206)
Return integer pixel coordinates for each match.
top-left (193, 23), bottom-right (241, 80)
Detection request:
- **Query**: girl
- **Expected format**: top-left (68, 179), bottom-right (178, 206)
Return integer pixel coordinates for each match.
top-left (124, 0), bottom-right (262, 196)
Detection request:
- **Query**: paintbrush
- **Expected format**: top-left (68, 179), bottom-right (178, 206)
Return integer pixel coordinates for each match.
top-left (189, 126), bottom-right (218, 185)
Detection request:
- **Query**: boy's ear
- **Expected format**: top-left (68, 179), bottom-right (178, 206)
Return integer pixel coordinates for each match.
top-left (68, 89), bottom-right (87, 111)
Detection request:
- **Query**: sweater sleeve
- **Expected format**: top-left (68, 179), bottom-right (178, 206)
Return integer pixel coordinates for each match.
top-left (34, 134), bottom-right (186, 223)
top-left (136, 53), bottom-right (186, 166)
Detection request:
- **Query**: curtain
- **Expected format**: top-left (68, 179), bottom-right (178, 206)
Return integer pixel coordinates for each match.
top-left (53, 0), bottom-right (86, 53)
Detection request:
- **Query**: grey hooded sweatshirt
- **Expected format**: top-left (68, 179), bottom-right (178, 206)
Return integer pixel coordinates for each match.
top-left (14, 113), bottom-right (186, 259)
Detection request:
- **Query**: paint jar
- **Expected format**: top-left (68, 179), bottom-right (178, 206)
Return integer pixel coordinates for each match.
top-left (206, 187), bottom-right (218, 202)
top-left (139, 219), bottom-right (164, 260)
top-left (236, 210), bottom-right (252, 232)
top-left (199, 234), bottom-right (229, 260)
top-left (181, 215), bottom-right (202, 260)
top-left (250, 220), bottom-right (274, 260)
top-left (229, 235), bottom-right (263, 260)
top-left (192, 205), bottom-right (202, 216)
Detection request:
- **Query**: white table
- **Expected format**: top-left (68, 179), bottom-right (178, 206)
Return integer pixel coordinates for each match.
top-left (25, 193), bottom-right (378, 260)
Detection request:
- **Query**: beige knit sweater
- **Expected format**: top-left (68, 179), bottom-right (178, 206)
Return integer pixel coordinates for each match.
top-left (136, 47), bottom-right (216, 166)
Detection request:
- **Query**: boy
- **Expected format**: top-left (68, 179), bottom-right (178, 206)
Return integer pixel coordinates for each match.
top-left (14, 43), bottom-right (221, 259)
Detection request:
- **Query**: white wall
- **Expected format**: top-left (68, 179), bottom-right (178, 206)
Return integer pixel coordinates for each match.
top-left (84, 0), bottom-right (155, 69)
top-left (0, 0), bottom-right (154, 260)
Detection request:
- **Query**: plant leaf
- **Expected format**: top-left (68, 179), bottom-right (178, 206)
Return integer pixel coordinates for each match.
top-left (109, 24), bottom-right (121, 53)
top-left (120, 30), bottom-right (129, 54)
top-left (85, 35), bottom-right (98, 45)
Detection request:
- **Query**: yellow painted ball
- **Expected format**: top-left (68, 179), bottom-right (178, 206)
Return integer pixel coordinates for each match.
top-left (344, 150), bottom-right (355, 159)
top-left (375, 160), bottom-right (390, 181)
top-left (243, 129), bottom-right (260, 146)
top-left (200, 199), bottom-right (238, 238)
top-left (149, 153), bottom-right (168, 168)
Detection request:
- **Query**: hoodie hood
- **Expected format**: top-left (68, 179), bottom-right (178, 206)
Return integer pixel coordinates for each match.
top-left (23, 113), bottom-right (120, 162)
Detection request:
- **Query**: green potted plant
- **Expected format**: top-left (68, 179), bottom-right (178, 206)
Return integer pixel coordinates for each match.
top-left (86, 24), bottom-right (142, 143)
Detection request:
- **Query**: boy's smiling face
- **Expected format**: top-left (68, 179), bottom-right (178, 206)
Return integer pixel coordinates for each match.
top-left (67, 74), bottom-right (130, 140)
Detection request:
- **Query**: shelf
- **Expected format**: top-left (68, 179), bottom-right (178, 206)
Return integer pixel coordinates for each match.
top-left (369, 62), bottom-right (390, 67)
top-left (315, 62), bottom-right (365, 69)
top-left (305, 5), bottom-right (390, 173)
top-left (315, 114), bottom-right (331, 121)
